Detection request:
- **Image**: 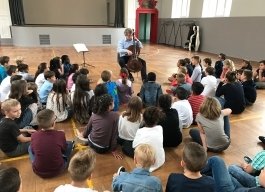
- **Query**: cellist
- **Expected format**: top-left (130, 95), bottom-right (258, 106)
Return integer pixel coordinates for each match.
top-left (117, 28), bottom-right (147, 82)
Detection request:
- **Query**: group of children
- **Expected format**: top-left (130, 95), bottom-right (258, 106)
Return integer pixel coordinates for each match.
top-left (0, 53), bottom-right (265, 191)
top-left (2, 142), bottom-right (264, 191)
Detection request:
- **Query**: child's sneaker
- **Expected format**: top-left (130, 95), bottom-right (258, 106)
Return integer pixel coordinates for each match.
top-left (244, 156), bottom-right (252, 164)
top-left (259, 136), bottom-right (265, 144)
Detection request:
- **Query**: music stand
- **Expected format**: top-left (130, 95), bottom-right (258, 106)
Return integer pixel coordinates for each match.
top-left (73, 43), bottom-right (95, 68)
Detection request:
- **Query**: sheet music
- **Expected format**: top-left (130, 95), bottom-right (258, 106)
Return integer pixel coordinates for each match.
top-left (73, 43), bottom-right (89, 52)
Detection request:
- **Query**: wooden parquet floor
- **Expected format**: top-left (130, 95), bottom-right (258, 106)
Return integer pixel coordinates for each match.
top-left (0, 44), bottom-right (264, 191)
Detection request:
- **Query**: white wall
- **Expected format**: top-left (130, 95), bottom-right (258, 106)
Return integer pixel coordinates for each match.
top-left (125, 0), bottom-right (138, 28)
top-left (159, 0), bottom-right (173, 18)
top-left (230, 0), bottom-right (265, 17)
top-left (11, 26), bottom-right (125, 46)
top-left (0, 0), bottom-right (12, 38)
top-left (23, 0), bottom-right (108, 25)
top-left (159, 0), bottom-right (265, 18)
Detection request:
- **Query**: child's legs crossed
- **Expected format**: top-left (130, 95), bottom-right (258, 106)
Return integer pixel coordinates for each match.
top-left (202, 156), bottom-right (235, 192)
top-left (63, 141), bottom-right (74, 167)
top-left (121, 140), bottom-right (134, 158)
top-left (5, 142), bottom-right (30, 157)
top-left (224, 116), bottom-right (231, 138)
top-left (228, 165), bottom-right (256, 188)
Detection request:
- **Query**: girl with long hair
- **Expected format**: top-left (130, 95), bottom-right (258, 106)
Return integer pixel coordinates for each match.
top-left (67, 64), bottom-right (79, 90)
top-left (78, 94), bottom-right (122, 159)
top-left (46, 79), bottom-right (72, 122)
top-left (116, 68), bottom-right (133, 105)
top-left (34, 62), bottom-right (48, 91)
top-left (9, 80), bottom-right (38, 128)
top-left (220, 59), bottom-right (236, 80)
top-left (50, 57), bottom-right (63, 79)
top-left (118, 96), bottom-right (142, 157)
top-left (72, 74), bottom-right (94, 124)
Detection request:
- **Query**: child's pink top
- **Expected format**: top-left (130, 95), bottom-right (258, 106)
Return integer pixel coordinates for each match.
top-left (185, 74), bottom-right (193, 84)
top-left (171, 75), bottom-right (192, 87)
top-left (220, 68), bottom-right (229, 80)
top-left (67, 73), bottom-right (74, 90)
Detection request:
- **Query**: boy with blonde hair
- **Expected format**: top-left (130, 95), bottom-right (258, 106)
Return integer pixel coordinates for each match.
top-left (166, 142), bottom-right (215, 192)
top-left (54, 149), bottom-right (96, 192)
top-left (0, 99), bottom-right (35, 157)
top-left (112, 144), bottom-right (163, 192)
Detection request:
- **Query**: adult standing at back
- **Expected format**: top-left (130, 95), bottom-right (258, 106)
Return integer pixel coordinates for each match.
top-left (117, 28), bottom-right (147, 82)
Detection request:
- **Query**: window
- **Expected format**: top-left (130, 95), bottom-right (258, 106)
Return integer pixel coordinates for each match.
top-left (202, 0), bottom-right (232, 17)
top-left (171, 0), bottom-right (191, 18)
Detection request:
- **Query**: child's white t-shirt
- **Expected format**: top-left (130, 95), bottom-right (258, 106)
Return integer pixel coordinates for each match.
top-left (54, 184), bottom-right (96, 192)
top-left (133, 125), bottom-right (165, 172)
top-left (171, 100), bottom-right (193, 128)
top-left (35, 73), bottom-right (45, 92)
top-left (201, 75), bottom-right (217, 97)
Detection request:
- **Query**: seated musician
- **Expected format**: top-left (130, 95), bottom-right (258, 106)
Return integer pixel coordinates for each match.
top-left (117, 28), bottom-right (147, 82)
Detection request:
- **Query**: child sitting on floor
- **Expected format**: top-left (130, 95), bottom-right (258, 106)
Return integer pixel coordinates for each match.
top-left (116, 68), bottom-right (133, 105)
top-left (29, 109), bottom-right (74, 178)
top-left (46, 79), bottom-right (72, 122)
top-left (17, 63), bottom-right (34, 82)
top-left (100, 70), bottom-right (119, 111)
top-left (78, 94), bottom-right (122, 159)
top-left (139, 72), bottom-right (163, 107)
top-left (54, 149), bottom-right (97, 192)
top-left (190, 55), bottom-right (202, 83)
top-left (34, 62), bottom-right (48, 92)
top-left (9, 79), bottom-right (38, 128)
top-left (158, 94), bottom-right (182, 147)
top-left (228, 150), bottom-right (265, 189)
top-left (133, 106), bottom-right (165, 172)
top-left (171, 87), bottom-right (193, 129)
top-left (201, 66), bottom-right (217, 97)
top-left (169, 73), bottom-right (192, 95)
top-left (0, 166), bottom-right (22, 192)
top-left (0, 99), bottom-right (35, 157)
top-left (241, 69), bottom-right (257, 105)
top-left (169, 66), bottom-right (192, 88)
top-left (240, 59), bottom-right (253, 71)
top-left (220, 59), bottom-right (236, 80)
top-left (112, 144), bottom-right (163, 192)
top-left (39, 71), bottom-right (56, 105)
top-left (253, 60), bottom-right (265, 89)
top-left (201, 57), bottom-right (212, 78)
top-left (168, 59), bottom-right (186, 83)
top-left (189, 97), bottom-right (231, 152)
top-left (118, 96), bottom-right (143, 157)
top-left (166, 142), bottom-right (215, 192)
top-left (0, 65), bottom-right (18, 102)
top-left (71, 74), bottom-right (94, 124)
top-left (188, 82), bottom-right (205, 124)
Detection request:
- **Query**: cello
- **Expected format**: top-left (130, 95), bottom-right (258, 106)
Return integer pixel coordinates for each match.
top-left (127, 30), bottom-right (143, 73)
